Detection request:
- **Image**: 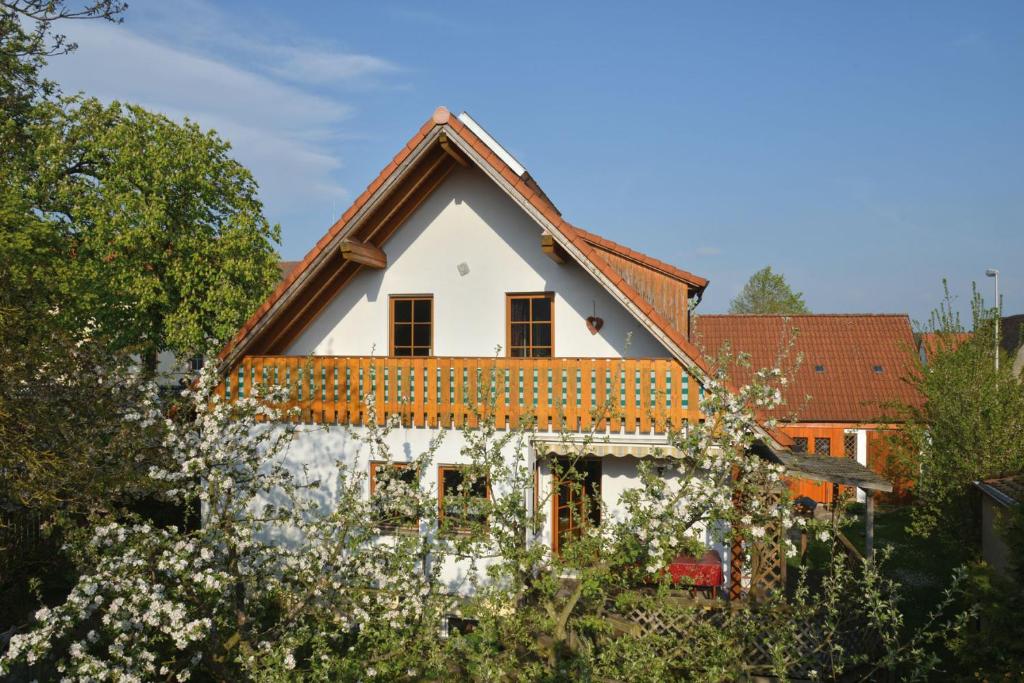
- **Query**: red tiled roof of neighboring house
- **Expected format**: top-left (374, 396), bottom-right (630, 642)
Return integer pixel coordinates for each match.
top-left (277, 260), bottom-right (300, 281)
top-left (977, 475), bottom-right (1024, 507)
top-left (218, 107), bottom-right (791, 448)
top-left (692, 314), bottom-right (922, 423)
top-left (918, 331), bottom-right (973, 364)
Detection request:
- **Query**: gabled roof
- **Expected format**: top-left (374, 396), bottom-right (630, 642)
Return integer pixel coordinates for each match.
top-left (219, 107), bottom-right (790, 448)
top-left (693, 314), bottom-right (922, 423)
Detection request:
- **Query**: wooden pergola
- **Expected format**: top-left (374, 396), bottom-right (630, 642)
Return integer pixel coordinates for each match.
top-left (763, 447), bottom-right (893, 560)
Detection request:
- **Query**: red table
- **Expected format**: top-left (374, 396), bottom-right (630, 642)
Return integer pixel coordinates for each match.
top-left (665, 550), bottom-right (724, 593)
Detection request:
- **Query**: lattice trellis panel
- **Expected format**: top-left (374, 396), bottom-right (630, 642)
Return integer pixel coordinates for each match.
top-left (603, 596), bottom-right (881, 680)
top-left (747, 487), bottom-right (787, 601)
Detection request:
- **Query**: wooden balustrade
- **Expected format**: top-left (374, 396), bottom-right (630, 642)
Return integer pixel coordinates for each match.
top-left (218, 356), bottom-right (702, 433)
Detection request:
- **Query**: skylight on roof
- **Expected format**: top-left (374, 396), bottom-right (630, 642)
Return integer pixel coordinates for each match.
top-left (873, 365), bottom-right (883, 373)
top-left (815, 364), bottom-right (825, 373)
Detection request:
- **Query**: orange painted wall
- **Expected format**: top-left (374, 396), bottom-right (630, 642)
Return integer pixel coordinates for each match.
top-left (779, 424), bottom-right (908, 505)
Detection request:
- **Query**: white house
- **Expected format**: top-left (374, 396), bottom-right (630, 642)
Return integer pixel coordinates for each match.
top-left (215, 108), bottom-right (797, 595)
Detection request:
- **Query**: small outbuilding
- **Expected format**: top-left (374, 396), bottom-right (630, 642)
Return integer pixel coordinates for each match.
top-left (975, 475), bottom-right (1023, 578)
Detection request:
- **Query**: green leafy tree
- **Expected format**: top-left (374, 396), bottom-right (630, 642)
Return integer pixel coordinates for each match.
top-left (946, 504), bottom-right (1024, 680)
top-left (894, 282), bottom-right (1024, 545)
top-left (729, 266), bottom-right (810, 314)
top-left (29, 97), bottom-right (281, 367)
top-left (2, 1), bottom-right (125, 159)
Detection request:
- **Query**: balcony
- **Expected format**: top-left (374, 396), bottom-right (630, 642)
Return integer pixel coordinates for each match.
top-left (218, 356), bottom-right (702, 433)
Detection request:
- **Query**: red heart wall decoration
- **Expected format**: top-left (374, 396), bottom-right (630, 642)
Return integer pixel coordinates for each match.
top-left (586, 316), bottom-right (604, 334)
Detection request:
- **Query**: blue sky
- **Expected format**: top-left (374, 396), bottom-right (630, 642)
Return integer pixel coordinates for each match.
top-left (45, 1), bottom-right (1023, 324)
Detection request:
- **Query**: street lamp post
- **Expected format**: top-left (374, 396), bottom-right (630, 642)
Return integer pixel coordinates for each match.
top-left (986, 269), bottom-right (1000, 371)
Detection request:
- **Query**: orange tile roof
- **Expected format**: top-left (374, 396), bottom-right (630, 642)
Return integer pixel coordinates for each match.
top-left (693, 314), bottom-right (922, 423)
top-left (219, 107), bottom-right (790, 448)
top-left (918, 331), bottom-right (972, 363)
top-left (277, 260), bottom-right (300, 281)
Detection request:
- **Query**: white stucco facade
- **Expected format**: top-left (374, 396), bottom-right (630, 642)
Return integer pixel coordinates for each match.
top-left (254, 160), bottom-right (720, 594)
top-left (279, 424), bottom-right (724, 595)
top-left (286, 167), bottom-right (667, 360)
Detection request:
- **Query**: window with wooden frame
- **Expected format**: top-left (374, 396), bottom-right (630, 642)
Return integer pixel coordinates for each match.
top-left (390, 295), bottom-right (433, 356)
top-left (369, 462), bottom-right (419, 531)
top-left (438, 465), bottom-right (489, 531)
top-left (792, 437), bottom-right (808, 453)
top-left (843, 433), bottom-right (858, 459)
top-left (507, 292), bottom-right (553, 357)
top-left (814, 437), bottom-right (831, 456)
top-left (552, 457), bottom-right (601, 555)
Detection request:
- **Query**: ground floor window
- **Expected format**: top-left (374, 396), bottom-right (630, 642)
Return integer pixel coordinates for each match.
top-left (438, 465), bottom-right (489, 531)
top-left (369, 462), bottom-right (419, 531)
top-left (552, 457), bottom-right (602, 554)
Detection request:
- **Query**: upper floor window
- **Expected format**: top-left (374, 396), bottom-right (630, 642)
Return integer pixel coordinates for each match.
top-left (814, 437), bottom-right (831, 456)
top-left (507, 293), bottom-right (553, 357)
top-left (792, 437), bottom-right (808, 453)
top-left (391, 295), bottom-right (432, 356)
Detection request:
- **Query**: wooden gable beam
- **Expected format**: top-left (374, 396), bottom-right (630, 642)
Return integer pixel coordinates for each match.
top-left (256, 151), bottom-right (457, 353)
top-left (541, 232), bottom-right (568, 264)
top-left (439, 132), bottom-right (469, 167)
top-left (340, 239), bottom-right (387, 269)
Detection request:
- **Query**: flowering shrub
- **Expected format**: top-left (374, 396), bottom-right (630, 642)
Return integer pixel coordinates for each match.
top-left (1, 353), bottom-right (967, 681)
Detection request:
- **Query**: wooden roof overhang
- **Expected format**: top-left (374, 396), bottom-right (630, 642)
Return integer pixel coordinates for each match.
top-left (218, 107), bottom-right (790, 451)
top-left (221, 126), bottom-right (459, 361)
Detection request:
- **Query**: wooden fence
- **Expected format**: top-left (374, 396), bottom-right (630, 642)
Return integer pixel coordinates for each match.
top-left (219, 356), bottom-right (703, 433)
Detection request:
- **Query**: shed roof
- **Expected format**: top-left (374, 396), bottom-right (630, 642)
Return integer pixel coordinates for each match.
top-left (977, 475), bottom-right (1024, 507)
top-left (762, 447), bottom-right (893, 492)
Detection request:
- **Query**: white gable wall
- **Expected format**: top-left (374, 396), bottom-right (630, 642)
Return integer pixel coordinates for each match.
top-left (287, 166), bottom-right (668, 359)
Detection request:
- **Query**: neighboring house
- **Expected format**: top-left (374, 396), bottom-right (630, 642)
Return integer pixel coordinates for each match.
top-left (212, 108), bottom-right (887, 595)
top-left (693, 314), bottom-right (921, 504)
top-left (1001, 314), bottom-right (1024, 377)
top-left (917, 316), bottom-right (1024, 376)
top-left (976, 475), bottom-right (1022, 579)
top-left (918, 331), bottom-right (973, 366)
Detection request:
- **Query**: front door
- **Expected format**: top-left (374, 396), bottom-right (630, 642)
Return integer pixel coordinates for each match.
top-left (552, 457), bottom-right (601, 554)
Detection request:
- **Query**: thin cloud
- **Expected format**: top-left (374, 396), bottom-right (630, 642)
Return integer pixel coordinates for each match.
top-left (695, 246), bottom-right (722, 257)
top-left (268, 48), bottom-right (400, 86)
top-left (43, 11), bottom-right (398, 234)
